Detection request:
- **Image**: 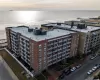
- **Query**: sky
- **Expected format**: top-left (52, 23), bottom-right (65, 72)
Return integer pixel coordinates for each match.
top-left (0, 0), bottom-right (100, 10)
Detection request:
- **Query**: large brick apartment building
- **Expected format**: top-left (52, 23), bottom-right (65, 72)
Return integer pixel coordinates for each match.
top-left (41, 23), bottom-right (100, 54)
top-left (6, 26), bottom-right (79, 74)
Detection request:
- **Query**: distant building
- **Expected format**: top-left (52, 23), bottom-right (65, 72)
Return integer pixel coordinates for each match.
top-left (41, 23), bottom-right (100, 54)
top-left (80, 16), bottom-right (100, 26)
top-left (6, 26), bottom-right (79, 74)
top-left (64, 20), bottom-right (80, 26)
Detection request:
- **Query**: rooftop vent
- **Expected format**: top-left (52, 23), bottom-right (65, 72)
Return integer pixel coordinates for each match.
top-left (35, 27), bottom-right (38, 29)
top-left (41, 31), bottom-right (47, 35)
top-left (34, 27), bottom-right (47, 35)
top-left (34, 29), bottom-right (41, 35)
top-left (57, 23), bottom-right (62, 25)
top-left (77, 23), bottom-right (87, 29)
top-left (28, 28), bottom-right (33, 32)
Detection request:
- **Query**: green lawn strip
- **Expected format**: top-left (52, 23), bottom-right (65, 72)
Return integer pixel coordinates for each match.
top-left (0, 50), bottom-right (36, 80)
top-left (35, 74), bottom-right (46, 80)
top-left (42, 70), bottom-right (50, 79)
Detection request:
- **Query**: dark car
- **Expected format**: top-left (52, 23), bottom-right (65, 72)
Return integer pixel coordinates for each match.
top-left (96, 64), bottom-right (100, 68)
top-left (63, 69), bottom-right (71, 75)
top-left (58, 73), bottom-right (65, 79)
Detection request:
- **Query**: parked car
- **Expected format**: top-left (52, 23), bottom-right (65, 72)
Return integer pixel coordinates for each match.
top-left (59, 73), bottom-right (65, 79)
top-left (92, 66), bottom-right (97, 71)
top-left (63, 69), bottom-right (71, 75)
top-left (87, 70), bottom-right (93, 75)
top-left (90, 57), bottom-right (95, 60)
top-left (90, 55), bottom-right (97, 60)
top-left (96, 64), bottom-right (100, 69)
top-left (71, 67), bottom-right (76, 72)
top-left (76, 64), bottom-right (82, 69)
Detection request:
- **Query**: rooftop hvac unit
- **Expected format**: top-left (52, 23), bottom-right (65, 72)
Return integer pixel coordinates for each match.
top-left (34, 27), bottom-right (47, 35)
top-left (57, 23), bottom-right (62, 25)
top-left (28, 28), bottom-right (33, 32)
top-left (34, 29), bottom-right (41, 35)
top-left (41, 31), bottom-right (47, 35)
top-left (77, 23), bottom-right (87, 29)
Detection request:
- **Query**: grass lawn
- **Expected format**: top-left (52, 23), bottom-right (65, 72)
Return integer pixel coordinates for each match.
top-left (0, 49), bottom-right (37, 80)
top-left (35, 74), bottom-right (46, 80)
top-left (42, 70), bottom-right (51, 78)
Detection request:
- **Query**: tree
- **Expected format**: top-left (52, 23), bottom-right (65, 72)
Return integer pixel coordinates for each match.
top-left (98, 72), bottom-right (100, 79)
top-left (94, 75), bottom-right (99, 79)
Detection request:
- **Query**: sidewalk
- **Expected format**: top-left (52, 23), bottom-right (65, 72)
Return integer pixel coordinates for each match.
top-left (0, 56), bottom-right (19, 80)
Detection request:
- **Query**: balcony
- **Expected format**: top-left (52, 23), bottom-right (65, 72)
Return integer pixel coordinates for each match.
top-left (67, 45), bottom-right (71, 48)
top-left (67, 42), bottom-right (71, 44)
top-left (48, 47), bottom-right (53, 50)
top-left (68, 38), bottom-right (71, 41)
top-left (48, 56), bottom-right (52, 59)
top-left (62, 54), bottom-right (66, 57)
top-left (63, 39), bottom-right (67, 42)
top-left (63, 47), bottom-right (66, 50)
top-left (58, 55), bottom-right (62, 58)
top-left (59, 40), bottom-right (63, 43)
top-left (54, 46), bottom-right (58, 48)
top-left (53, 50), bottom-right (58, 53)
top-left (62, 57), bottom-right (66, 60)
top-left (53, 61), bottom-right (57, 64)
top-left (48, 62), bottom-right (52, 66)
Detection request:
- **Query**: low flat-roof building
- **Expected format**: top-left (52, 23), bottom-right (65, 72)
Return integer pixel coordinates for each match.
top-left (80, 16), bottom-right (100, 26)
top-left (41, 23), bottom-right (100, 54)
top-left (6, 26), bottom-right (79, 74)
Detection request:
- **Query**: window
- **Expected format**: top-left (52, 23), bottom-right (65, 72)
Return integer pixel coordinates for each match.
top-left (39, 44), bottom-right (42, 48)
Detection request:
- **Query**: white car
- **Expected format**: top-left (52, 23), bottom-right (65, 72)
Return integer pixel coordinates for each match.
top-left (71, 67), bottom-right (76, 72)
top-left (87, 72), bottom-right (91, 75)
top-left (90, 57), bottom-right (95, 60)
top-left (92, 66), bottom-right (97, 71)
top-left (76, 64), bottom-right (82, 68)
top-left (92, 68), bottom-right (96, 71)
top-left (96, 64), bottom-right (100, 68)
top-left (90, 55), bottom-right (97, 60)
top-left (87, 70), bottom-right (93, 75)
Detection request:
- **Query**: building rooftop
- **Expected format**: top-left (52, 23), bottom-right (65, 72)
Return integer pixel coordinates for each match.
top-left (43, 23), bottom-right (100, 33)
top-left (11, 26), bottom-right (75, 41)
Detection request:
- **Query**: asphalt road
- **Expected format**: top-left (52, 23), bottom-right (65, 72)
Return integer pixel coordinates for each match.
top-left (63, 55), bottom-right (100, 80)
top-left (0, 60), bottom-right (13, 80)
